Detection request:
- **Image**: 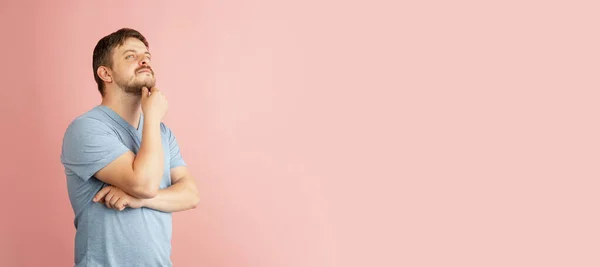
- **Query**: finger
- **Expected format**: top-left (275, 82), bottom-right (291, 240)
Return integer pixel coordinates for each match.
top-left (114, 198), bottom-right (128, 211)
top-left (113, 198), bottom-right (123, 211)
top-left (105, 193), bottom-right (114, 209)
top-left (142, 87), bottom-right (149, 98)
top-left (109, 195), bottom-right (119, 208)
top-left (94, 186), bottom-right (111, 202)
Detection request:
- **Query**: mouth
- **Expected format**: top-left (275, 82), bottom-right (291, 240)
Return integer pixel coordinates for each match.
top-left (137, 69), bottom-right (152, 74)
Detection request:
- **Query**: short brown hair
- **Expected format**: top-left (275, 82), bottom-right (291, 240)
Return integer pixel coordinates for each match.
top-left (92, 28), bottom-right (149, 96)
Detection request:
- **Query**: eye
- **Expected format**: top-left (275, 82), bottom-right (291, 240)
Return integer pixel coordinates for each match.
top-left (126, 54), bottom-right (135, 59)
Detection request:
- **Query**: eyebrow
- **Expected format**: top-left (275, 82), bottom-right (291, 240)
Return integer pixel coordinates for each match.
top-left (122, 49), bottom-right (151, 56)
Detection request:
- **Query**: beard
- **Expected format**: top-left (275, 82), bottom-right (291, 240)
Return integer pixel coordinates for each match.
top-left (114, 68), bottom-right (156, 96)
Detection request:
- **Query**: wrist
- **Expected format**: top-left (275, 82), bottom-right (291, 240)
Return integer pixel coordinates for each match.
top-left (143, 115), bottom-right (162, 125)
top-left (139, 197), bottom-right (150, 208)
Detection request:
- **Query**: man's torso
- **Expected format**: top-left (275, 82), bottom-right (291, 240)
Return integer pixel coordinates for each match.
top-left (61, 105), bottom-right (176, 267)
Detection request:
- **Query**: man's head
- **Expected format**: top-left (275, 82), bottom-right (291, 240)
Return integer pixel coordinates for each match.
top-left (93, 28), bottom-right (155, 96)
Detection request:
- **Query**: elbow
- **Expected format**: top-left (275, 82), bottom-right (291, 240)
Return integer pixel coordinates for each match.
top-left (190, 192), bottom-right (201, 209)
top-left (138, 189), bottom-right (158, 199)
top-left (125, 172), bottom-right (160, 198)
top-left (132, 182), bottom-right (159, 199)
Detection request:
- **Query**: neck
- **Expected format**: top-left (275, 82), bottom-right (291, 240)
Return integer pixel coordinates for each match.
top-left (100, 88), bottom-right (142, 129)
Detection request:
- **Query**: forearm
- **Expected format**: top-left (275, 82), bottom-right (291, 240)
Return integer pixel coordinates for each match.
top-left (141, 177), bottom-right (200, 212)
top-left (132, 116), bottom-right (164, 191)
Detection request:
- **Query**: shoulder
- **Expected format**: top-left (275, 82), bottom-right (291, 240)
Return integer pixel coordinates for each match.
top-left (63, 107), bottom-right (114, 138)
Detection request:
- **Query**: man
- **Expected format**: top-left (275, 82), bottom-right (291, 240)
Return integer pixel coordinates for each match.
top-left (60, 28), bottom-right (200, 267)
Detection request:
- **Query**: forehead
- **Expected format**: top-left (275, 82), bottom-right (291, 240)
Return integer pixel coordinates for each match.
top-left (115, 38), bottom-right (148, 53)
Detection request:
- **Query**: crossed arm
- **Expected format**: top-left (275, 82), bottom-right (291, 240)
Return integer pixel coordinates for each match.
top-left (90, 116), bottom-right (199, 213)
top-left (140, 165), bottom-right (199, 212)
top-left (94, 165), bottom-right (199, 212)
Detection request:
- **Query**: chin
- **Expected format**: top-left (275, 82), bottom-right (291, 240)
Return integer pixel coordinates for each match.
top-left (141, 77), bottom-right (156, 87)
top-left (131, 80), bottom-right (155, 89)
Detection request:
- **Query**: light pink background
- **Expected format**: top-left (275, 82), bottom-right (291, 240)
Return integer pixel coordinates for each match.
top-left (1, 1), bottom-right (599, 266)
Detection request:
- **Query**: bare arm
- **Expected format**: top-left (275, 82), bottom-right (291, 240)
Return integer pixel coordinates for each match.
top-left (93, 87), bottom-right (168, 199)
top-left (141, 166), bottom-right (200, 212)
top-left (93, 116), bottom-right (164, 199)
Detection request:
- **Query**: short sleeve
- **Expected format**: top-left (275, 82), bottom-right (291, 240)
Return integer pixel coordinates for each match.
top-left (60, 118), bottom-right (130, 181)
top-left (162, 123), bottom-right (187, 169)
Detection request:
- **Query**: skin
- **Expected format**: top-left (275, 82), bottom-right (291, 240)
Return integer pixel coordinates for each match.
top-left (92, 37), bottom-right (199, 212)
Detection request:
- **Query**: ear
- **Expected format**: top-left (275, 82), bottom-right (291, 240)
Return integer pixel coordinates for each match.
top-left (97, 66), bottom-right (113, 83)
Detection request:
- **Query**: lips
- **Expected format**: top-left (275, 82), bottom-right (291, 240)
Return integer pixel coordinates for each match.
top-left (137, 68), bottom-right (152, 74)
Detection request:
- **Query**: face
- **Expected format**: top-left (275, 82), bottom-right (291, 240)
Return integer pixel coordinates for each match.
top-left (110, 38), bottom-right (155, 95)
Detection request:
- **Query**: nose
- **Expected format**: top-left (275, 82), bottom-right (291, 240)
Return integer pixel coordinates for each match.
top-left (139, 56), bottom-right (149, 66)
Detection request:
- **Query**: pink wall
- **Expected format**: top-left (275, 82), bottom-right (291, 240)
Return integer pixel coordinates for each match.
top-left (1, 1), bottom-right (600, 266)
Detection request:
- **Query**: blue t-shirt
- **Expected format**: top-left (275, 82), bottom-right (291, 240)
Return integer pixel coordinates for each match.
top-left (60, 105), bottom-right (186, 267)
